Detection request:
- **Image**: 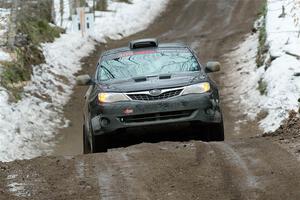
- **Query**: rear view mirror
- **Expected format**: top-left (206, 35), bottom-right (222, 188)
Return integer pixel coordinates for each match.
top-left (205, 61), bottom-right (221, 73)
top-left (76, 74), bottom-right (93, 86)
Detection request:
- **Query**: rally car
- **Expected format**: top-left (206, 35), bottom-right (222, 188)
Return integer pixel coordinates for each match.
top-left (77, 38), bottom-right (224, 153)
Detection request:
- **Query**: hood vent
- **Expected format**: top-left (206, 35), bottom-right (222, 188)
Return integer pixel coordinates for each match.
top-left (133, 76), bottom-right (147, 82)
top-left (159, 74), bottom-right (171, 79)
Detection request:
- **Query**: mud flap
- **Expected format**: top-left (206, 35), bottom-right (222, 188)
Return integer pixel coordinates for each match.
top-left (91, 116), bottom-right (101, 132)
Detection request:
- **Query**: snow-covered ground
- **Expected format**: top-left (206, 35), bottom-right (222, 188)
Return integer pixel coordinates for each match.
top-left (0, 0), bottom-right (169, 162)
top-left (224, 0), bottom-right (300, 133)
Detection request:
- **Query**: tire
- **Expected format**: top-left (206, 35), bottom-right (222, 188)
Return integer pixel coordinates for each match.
top-left (208, 121), bottom-right (225, 141)
top-left (83, 124), bottom-right (98, 153)
top-left (90, 129), bottom-right (97, 153)
top-left (83, 125), bottom-right (91, 154)
top-left (88, 123), bottom-right (108, 153)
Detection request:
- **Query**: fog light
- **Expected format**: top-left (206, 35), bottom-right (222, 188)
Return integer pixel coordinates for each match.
top-left (100, 118), bottom-right (110, 127)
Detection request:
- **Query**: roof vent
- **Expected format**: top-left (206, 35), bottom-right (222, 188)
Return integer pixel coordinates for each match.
top-left (129, 38), bottom-right (158, 49)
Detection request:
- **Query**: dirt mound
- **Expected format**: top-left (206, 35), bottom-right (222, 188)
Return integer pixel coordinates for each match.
top-left (264, 111), bottom-right (300, 138)
top-left (265, 110), bottom-right (300, 160)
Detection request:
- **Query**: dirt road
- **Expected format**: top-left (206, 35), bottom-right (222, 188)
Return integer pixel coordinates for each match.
top-left (1, 0), bottom-right (300, 199)
top-left (53, 0), bottom-right (263, 155)
top-left (2, 139), bottom-right (300, 200)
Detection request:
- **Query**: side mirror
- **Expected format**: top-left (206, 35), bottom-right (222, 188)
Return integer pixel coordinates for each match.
top-left (205, 61), bottom-right (221, 73)
top-left (76, 74), bottom-right (93, 86)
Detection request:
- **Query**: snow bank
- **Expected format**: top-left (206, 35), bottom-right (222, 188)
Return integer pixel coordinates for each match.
top-left (90, 0), bottom-right (169, 41)
top-left (0, 0), bottom-right (169, 162)
top-left (225, 0), bottom-right (300, 133)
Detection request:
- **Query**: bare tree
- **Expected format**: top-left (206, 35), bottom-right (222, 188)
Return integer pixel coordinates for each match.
top-left (60, 0), bottom-right (64, 26)
top-left (7, 0), bottom-right (18, 49)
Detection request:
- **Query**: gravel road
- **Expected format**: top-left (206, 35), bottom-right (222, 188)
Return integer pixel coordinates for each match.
top-left (1, 0), bottom-right (300, 199)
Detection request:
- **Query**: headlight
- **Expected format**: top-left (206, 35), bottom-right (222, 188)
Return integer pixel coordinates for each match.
top-left (182, 82), bottom-right (211, 95)
top-left (98, 93), bottom-right (129, 103)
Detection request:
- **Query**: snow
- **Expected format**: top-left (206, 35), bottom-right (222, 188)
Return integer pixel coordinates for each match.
top-left (90, 0), bottom-right (169, 41)
top-left (53, 0), bottom-right (72, 28)
top-left (0, 0), bottom-right (169, 162)
top-left (0, 8), bottom-right (10, 62)
top-left (54, 0), bottom-right (169, 41)
top-left (0, 51), bottom-right (11, 61)
top-left (222, 34), bottom-right (262, 120)
top-left (7, 182), bottom-right (29, 197)
top-left (225, 0), bottom-right (300, 133)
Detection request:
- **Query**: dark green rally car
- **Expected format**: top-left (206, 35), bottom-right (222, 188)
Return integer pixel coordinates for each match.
top-left (77, 38), bottom-right (224, 153)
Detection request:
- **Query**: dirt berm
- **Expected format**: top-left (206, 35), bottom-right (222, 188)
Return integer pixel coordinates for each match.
top-left (1, 0), bottom-right (300, 199)
top-left (2, 139), bottom-right (300, 199)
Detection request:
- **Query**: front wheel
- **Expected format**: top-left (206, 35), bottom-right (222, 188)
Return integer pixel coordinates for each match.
top-left (83, 125), bottom-right (91, 154)
top-left (83, 124), bottom-right (98, 153)
top-left (86, 124), bottom-right (109, 153)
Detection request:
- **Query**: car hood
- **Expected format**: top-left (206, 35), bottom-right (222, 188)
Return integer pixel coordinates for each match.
top-left (98, 72), bottom-right (208, 92)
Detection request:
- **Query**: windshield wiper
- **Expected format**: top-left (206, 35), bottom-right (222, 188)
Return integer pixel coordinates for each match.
top-left (101, 65), bottom-right (115, 79)
top-left (132, 74), bottom-right (172, 82)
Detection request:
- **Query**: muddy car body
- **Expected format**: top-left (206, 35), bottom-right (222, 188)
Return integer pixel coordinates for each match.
top-left (77, 39), bottom-right (224, 153)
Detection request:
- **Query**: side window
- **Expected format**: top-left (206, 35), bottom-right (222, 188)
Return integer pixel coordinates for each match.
top-left (190, 49), bottom-right (202, 70)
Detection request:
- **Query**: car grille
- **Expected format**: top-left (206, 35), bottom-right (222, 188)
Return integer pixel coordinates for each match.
top-left (119, 110), bottom-right (194, 124)
top-left (127, 89), bottom-right (183, 101)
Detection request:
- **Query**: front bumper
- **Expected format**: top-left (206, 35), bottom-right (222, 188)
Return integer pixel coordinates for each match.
top-left (91, 93), bottom-right (222, 136)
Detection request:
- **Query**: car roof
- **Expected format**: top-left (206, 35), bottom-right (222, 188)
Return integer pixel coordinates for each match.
top-left (100, 42), bottom-right (190, 61)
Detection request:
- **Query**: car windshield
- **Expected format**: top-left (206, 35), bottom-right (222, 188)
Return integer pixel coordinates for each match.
top-left (98, 49), bottom-right (200, 81)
